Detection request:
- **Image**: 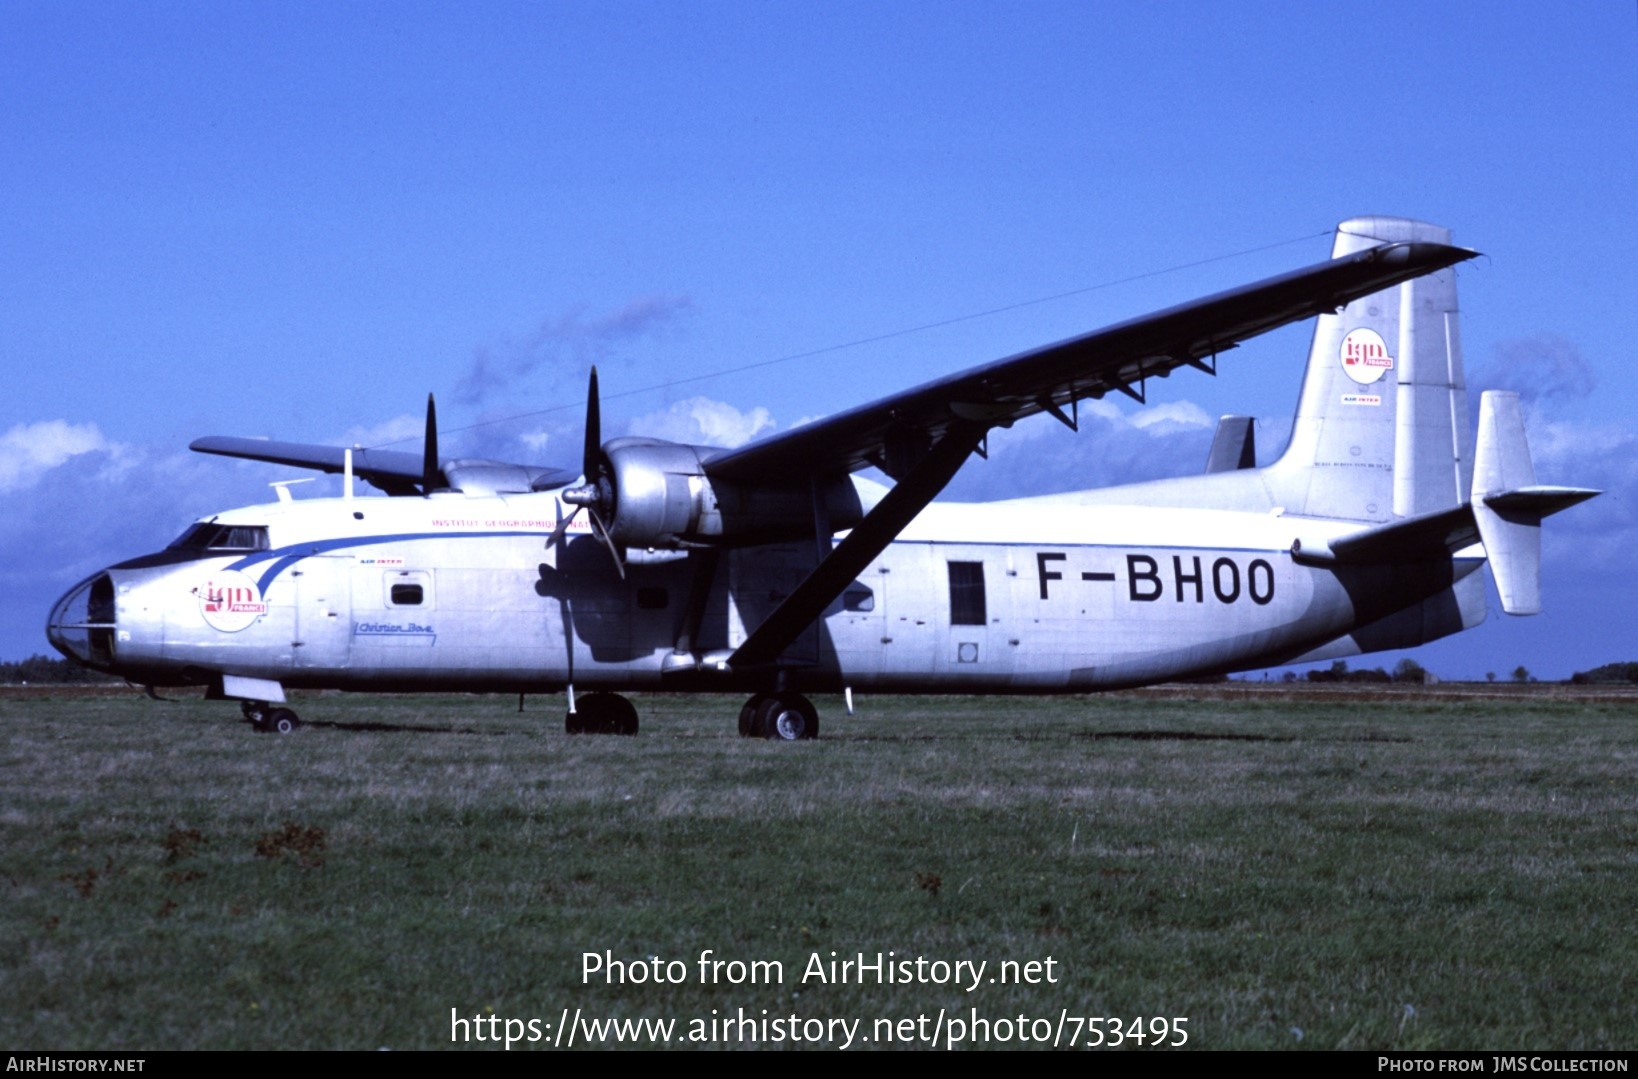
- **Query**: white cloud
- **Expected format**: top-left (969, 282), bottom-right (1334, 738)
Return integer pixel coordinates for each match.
top-left (343, 413), bottom-right (427, 449)
top-left (628, 397), bottom-right (776, 448)
top-left (1130, 400), bottom-right (1212, 430)
top-left (942, 403), bottom-right (1216, 501)
top-left (1527, 419), bottom-right (1633, 475)
top-left (1472, 335), bottom-right (1596, 406)
top-left (455, 295), bottom-right (693, 406)
top-left (0, 421), bottom-right (113, 492)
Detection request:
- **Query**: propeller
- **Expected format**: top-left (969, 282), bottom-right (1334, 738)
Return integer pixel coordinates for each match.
top-left (582, 366), bottom-right (600, 485)
top-left (559, 367), bottom-right (625, 578)
top-left (421, 393), bottom-right (441, 495)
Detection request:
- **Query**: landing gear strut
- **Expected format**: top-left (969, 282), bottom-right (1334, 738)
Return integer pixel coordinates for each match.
top-left (242, 700), bottom-right (301, 734)
top-left (566, 692), bottom-right (639, 736)
top-left (739, 692), bottom-right (818, 741)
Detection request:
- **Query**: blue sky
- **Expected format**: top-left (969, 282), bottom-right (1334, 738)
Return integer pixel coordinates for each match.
top-left (4, 2), bottom-right (1634, 678)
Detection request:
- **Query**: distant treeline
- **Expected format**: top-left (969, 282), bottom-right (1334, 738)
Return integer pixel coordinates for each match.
top-left (1569, 662), bottom-right (1638, 685)
top-left (1303, 659), bottom-right (1430, 684)
top-left (0, 655), bottom-right (120, 684)
top-left (1306, 667), bottom-right (1400, 683)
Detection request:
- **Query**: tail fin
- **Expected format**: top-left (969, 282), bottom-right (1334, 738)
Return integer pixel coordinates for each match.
top-left (1269, 217), bottom-right (1472, 523)
top-left (1472, 390), bottom-right (1599, 614)
top-left (1204, 415), bottom-right (1256, 473)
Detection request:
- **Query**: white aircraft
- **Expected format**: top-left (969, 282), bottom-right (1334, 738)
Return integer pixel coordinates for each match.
top-left (47, 217), bottom-right (1595, 737)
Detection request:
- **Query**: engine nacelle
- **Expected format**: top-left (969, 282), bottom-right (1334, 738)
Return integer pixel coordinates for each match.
top-left (588, 437), bottom-right (864, 550)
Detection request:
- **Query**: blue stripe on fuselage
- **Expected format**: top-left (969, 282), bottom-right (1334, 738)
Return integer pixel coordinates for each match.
top-left (228, 531), bottom-right (548, 594)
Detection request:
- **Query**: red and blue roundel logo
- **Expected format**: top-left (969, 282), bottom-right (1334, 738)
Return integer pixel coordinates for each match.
top-left (196, 570), bottom-right (267, 632)
top-left (1340, 327), bottom-right (1394, 385)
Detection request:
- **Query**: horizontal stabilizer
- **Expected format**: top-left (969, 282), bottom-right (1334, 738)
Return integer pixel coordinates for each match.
top-left (1293, 504), bottom-right (1479, 566)
top-left (1483, 485), bottom-right (1600, 517)
top-left (1472, 391), bottom-right (1599, 615)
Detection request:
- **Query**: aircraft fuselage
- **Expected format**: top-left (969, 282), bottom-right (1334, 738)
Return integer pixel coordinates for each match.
top-left (49, 486), bottom-right (1482, 697)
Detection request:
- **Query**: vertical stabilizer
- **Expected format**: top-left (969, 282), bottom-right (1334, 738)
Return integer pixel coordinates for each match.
top-left (1473, 391), bottom-right (1540, 614)
top-left (1472, 390), bottom-right (1599, 615)
top-left (1204, 415), bottom-right (1257, 473)
top-left (1270, 217), bottom-right (1472, 523)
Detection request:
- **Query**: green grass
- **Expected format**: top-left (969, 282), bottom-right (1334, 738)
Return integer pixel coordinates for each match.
top-left (2, 686), bottom-right (1634, 1050)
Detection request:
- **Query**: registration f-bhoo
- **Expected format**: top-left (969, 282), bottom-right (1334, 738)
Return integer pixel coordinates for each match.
top-left (49, 218), bottom-right (1596, 737)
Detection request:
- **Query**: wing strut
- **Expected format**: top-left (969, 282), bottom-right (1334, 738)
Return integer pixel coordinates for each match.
top-left (728, 420), bottom-right (986, 669)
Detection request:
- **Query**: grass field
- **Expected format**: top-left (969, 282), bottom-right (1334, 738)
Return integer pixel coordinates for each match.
top-left (2, 684), bottom-right (1634, 1051)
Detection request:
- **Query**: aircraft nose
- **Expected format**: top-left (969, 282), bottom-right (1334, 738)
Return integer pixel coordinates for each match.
top-left (47, 572), bottom-right (118, 671)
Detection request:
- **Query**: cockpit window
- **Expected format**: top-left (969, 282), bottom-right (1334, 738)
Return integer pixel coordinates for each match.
top-left (167, 523), bottom-right (271, 552)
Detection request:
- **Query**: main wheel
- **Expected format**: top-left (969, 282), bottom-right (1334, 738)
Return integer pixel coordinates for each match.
top-left (262, 707), bottom-right (300, 735)
top-left (570, 693), bottom-right (639, 735)
top-left (609, 695), bottom-right (639, 736)
top-left (755, 692), bottom-right (818, 741)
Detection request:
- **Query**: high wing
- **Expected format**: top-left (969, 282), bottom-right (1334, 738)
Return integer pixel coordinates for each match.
top-left (704, 240), bottom-right (1475, 483)
top-left (192, 394), bottom-right (576, 496)
top-left (188, 437), bottom-right (576, 497)
top-left (720, 238), bottom-right (1477, 668)
top-left (189, 438), bottom-right (433, 496)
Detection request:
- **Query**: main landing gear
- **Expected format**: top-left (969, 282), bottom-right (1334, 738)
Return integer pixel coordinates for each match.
top-left (565, 692), bottom-right (639, 736)
top-left (738, 692), bottom-right (819, 741)
top-left (558, 691), bottom-right (819, 739)
top-left (242, 700), bottom-right (301, 734)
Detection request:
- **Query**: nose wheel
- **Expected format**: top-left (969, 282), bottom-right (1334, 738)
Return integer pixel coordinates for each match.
top-left (242, 701), bottom-right (301, 734)
top-left (739, 692), bottom-right (818, 740)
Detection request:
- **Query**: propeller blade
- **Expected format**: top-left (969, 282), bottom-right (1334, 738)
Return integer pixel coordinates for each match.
top-left (560, 366), bottom-right (624, 579)
top-left (549, 499), bottom-right (581, 548)
top-left (422, 393), bottom-right (440, 494)
top-left (585, 504), bottom-right (626, 580)
top-left (583, 366), bottom-right (601, 481)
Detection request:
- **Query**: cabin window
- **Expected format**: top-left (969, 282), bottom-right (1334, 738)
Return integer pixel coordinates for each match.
top-left (947, 561), bottom-right (986, 626)
top-left (385, 571), bottom-right (432, 608)
top-left (843, 585), bottom-right (875, 613)
top-left (636, 587), bottom-right (669, 610)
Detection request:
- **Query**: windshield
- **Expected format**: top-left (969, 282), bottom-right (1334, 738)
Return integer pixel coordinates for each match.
top-left (166, 522), bottom-right (270, 552)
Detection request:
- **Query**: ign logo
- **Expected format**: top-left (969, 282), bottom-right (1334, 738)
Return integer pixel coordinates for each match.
top-left (196, 570), bottom-right (267, 632)
top-left (1339, 327), bottom-right (1394, 385)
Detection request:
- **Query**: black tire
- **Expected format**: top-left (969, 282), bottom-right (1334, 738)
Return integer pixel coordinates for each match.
top-left (610, 695), bottom-right (639, 736)
top-left (565, 708), bottom-right (584, 734)
top-left (265, 707), bottom-right (300, 734)
top-left (572, 693), bottom-right (639, 735)
top-left (738, 695), bottom-right (767, 738)
top-left (756, 693), bottom-right (818, 741)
